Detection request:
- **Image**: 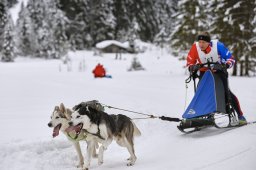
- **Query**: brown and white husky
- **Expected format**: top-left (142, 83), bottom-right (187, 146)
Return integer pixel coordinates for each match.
top-left (67, 102), bottom-right (141, 170)
top-left (48, 103), bottom-right (97, 169)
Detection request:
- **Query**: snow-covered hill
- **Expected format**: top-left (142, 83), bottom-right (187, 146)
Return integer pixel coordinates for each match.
top-left (0, 48), bottom-right (256, 170)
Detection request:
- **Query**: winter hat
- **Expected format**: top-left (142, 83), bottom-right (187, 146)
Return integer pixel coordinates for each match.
top-left (197, 34), bottom-right (211, 43)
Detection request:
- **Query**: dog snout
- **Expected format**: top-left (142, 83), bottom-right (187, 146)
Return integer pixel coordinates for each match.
top-left (48, 122), bottom-right (52, 127)
top-left (68, 121), bottom-right (73, 126)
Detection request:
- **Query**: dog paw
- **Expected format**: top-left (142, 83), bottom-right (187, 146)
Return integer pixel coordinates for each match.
top-left (92, 153), bottom-right (98, 158)
top-left (127, 162), bottom-right (135, 166)
top-left (76, 163), bottom-right (84, 168)
top-left (126, 157), bottom-right (136, 166)
top-left (98, 160), bottom-right (103, 165)
top-left (82, 165), bottom-right (89, 170)
top-left (83, 161), bottom-right (90, 170)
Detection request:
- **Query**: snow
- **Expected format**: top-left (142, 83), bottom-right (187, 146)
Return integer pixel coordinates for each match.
top-left (233, 1), bottom-right (242, 9)
top-left (0, 47), bottom-right (256, 170)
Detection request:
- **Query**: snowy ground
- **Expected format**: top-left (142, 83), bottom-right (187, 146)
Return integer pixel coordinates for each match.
top-left (0, 47), bottom-right (256, 170)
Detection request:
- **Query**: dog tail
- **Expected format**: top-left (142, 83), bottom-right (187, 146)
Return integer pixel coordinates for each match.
top-left (132, 121), bottom-right (141, 137)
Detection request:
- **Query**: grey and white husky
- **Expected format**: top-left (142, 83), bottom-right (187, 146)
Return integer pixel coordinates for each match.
top-left (47, 103), bottom-right (97, 169)
top-left (67, 102), bottom-right (141, 170)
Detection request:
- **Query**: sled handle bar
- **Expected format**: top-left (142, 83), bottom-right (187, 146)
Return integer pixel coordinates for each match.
top-left (194, 62), bottom-right (227, 70)
top-left (186, 62), bottom-right (227, 82)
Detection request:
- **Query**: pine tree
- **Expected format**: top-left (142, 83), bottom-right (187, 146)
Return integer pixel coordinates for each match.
top-left (2, 14), bottom-right (15, 62)
top-left (236, 0), bottom-right (256, 76)
top-left (213, 0), bottom-right (255, 76)
top-left (37, 21), bottom-right (52, 58)
top-left (153, 0), bottom-right (178, 40)
top-left (18, 0), bottom-right (69, 58)
top-left (15, 2), bottom-right (35, 56)
top-left (56, 0), bottom-right (180, 49)
top-left (58, 0), bottom-right (88, 49)
top-left (25, 0), bottom-right (45, 57)
top-left (171, 0), bottom-right (208, 55)
top-left (46, 0), bottom-right (69, 58)
top-left (0, 0), bottom-right (8, 53)
top-left (131, 0), bottom-right (159, 42)
top-left (209, 0), bottom-right (234, 51)
top-left (52, 12), bottom-right (69, 58)
top-left (112, 0), bottom-right (131, 41)
top-left (87, 0), bottom-right (115, 45)
top-left (251, 0), bottom-right (256, 71)
top-left (7, 0), bottom-right (18, 8)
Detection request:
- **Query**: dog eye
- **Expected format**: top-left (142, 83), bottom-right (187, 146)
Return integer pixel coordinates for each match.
top-left (76, 115), bottom-right (80, 118)
top-left (56, 116), bottom-right (60, 119)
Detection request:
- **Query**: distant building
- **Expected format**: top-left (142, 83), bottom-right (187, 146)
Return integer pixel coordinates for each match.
top-left (96, 40), bottom-right (135, 53)
top-left (95, 40), bottom-right (135, 59)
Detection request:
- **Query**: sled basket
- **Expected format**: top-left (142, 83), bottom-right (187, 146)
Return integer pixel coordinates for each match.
top-left (177, 115), bottom-right (215, 132)
top-left (182, 70), bottom-right (226, 119)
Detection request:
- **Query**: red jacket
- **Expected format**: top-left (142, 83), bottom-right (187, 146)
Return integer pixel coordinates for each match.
top-left (92, 64), bottom-right (106, 77)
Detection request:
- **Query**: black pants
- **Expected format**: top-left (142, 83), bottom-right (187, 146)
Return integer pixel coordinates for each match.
top-left (199, 71), bottom-right (244, 116)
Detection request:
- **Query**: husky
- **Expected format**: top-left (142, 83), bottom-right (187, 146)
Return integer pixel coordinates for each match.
top-left (47, 103), bottom-right (98, 169)
top-left (67, 102), bottom-right (141, 170)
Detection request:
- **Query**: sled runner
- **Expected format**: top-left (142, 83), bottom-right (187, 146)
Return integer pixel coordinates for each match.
top-left (177, 62), bottom-right (241, 133)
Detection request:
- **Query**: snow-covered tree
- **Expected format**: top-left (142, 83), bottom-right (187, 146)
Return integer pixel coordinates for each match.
top-left (52, 12), bottom-right (69, 58)
top-left (0, 0), bottom-right (8, 53)
top-left (15, 2), bottom-right (35, 56)
top-left (234, 0), bottom-right (256, 76)
top-left (58, 0), bottom-right (116, 48)
top-left (57, 0), bottom-right (89, 49)
top-left (2, 14), bottom-right (15, 62)
top-left (131, 0), bottom-right (159, 42)
top-left (16, 0), bottom-right (69, 58)
top-left (212, 0), bottom-right (255, 76)
top-left (86, 0), bottom-right (115, 45)
top-left (7, 0), bottom-right (18, 8)
top-left (153, 0), bottom-right (178, 41)
top-left (128, 57), bottom-right (145, 71)
top-left (171, 0), bottom-right (208, 55)
top-left (45, 0), bottom-right (69, 58)
top-left (58, 0), bottom-right (178, 48)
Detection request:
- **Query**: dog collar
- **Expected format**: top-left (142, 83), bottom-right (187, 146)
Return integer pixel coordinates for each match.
top-left (67, 131), bottom-right (87, 141)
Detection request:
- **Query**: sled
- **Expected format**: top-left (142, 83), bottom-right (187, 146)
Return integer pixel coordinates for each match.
top-left (97, 63), bottom-right (252, 134)
top-left (177, 63), bottom-right (240, 133)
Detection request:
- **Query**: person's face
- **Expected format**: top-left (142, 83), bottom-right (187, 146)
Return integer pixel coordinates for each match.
top-left (198, 40), bottom-right (210, 51)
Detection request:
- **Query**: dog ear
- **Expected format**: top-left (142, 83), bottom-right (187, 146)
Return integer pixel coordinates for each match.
top-left (54, 106), bottom-right (60, 111)
top-left (87, 106), bottom-right (94, 112)
top-left (65, 108), bottom-right (72, 120)
top-left (72, 104), bottom-right (81, 111)
top-left (60, 103), bottom-right (66, 113)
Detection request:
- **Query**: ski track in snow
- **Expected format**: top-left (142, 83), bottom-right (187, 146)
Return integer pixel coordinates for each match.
top-left (196, 147), bottom-right (254, 170)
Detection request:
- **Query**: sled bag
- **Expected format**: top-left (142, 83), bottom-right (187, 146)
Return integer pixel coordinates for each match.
top-left (182, 70), bottom-right (226, 119)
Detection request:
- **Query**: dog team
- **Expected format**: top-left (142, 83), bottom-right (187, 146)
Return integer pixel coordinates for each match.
top-left (48, 100), bottom-right (141, 170)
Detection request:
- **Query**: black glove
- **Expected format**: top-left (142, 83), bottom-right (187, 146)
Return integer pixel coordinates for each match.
top-left (213, 64), bottom-right (224, 71)
top-left (225, 63), bottom-right (231, 69)
top-left (188, 65), bottom-right (200, 73)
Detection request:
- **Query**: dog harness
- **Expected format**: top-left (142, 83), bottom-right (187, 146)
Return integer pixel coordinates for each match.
top-left (66, 131), bottom-right (87, 141)
top-left (84, 126), bottom-right (105, 140)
